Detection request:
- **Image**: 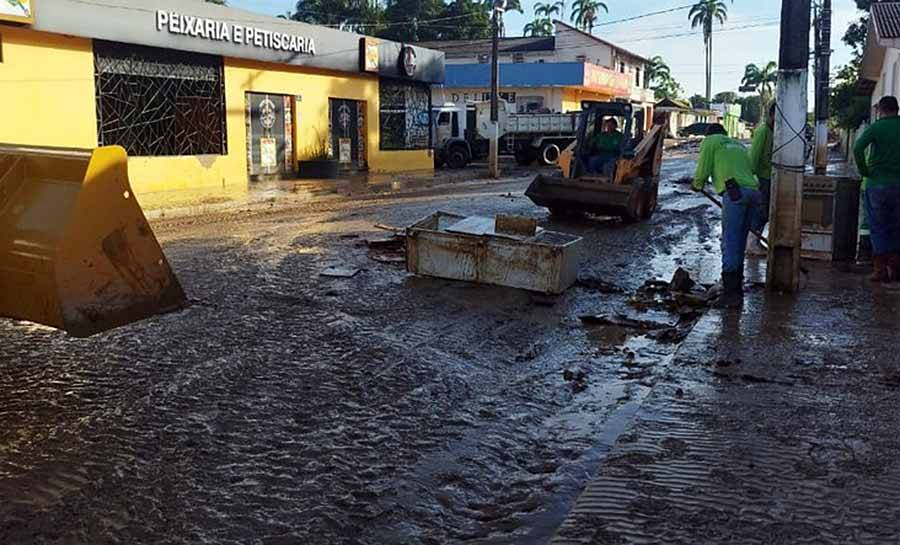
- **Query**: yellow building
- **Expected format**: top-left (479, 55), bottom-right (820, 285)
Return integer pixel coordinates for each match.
top-left (0, 0), bottom-right (445, 203)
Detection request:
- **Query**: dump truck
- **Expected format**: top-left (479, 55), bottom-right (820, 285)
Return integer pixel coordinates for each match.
top-left (0, 144), bottom-right (186, 337)
top-left (432, 101), bottom-right (579, 169)
top-left (525, 101), bottom-right (667, 222)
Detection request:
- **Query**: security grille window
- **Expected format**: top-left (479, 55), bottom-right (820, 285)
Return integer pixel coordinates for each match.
top-left (478, 54), bottom-right (489, 64)
top-left (94, 40), bottom-right (227, 157)
top-left (575, 55), bottom-right (586, 63)
top-left (379, 79), bottom-right (431, 150)
top-left (512, 53), bottom-right (525, 63)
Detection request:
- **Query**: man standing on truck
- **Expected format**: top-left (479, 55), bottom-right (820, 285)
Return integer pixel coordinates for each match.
top-left (692, 124), bottom-right (762, 308)
top-left (588, 118), bottom-right (624, 175)
top-left (747, 102), bottom-right (776, 256)
top-left (853, 96), bottom-right (900, 283)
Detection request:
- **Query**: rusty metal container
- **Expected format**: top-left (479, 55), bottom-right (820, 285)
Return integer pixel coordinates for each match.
top-left (405, 212), bottom-right (581, 294)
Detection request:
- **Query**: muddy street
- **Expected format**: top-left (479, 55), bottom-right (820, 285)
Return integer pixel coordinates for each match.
top-left (1, 153), bottom-right (721, 544)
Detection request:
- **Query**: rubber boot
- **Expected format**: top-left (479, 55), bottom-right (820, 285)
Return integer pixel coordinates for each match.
top-left (714, 272), bottom-right (744, 309)
top-left (857, 236), bottom-right (873, 265)
top-left (870, 255), bottom-right (890, 283)
top-left (888, 253), bottom-right (900, 283)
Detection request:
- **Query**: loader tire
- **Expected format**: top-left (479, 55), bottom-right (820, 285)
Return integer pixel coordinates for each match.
top-left (621, 179), bottom-right (645, 224)
top-left (641, 180), bottom-right (659, 220)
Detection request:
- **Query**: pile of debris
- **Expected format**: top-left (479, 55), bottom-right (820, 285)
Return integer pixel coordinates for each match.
top-left (628, 267), bottom-right (719, 316)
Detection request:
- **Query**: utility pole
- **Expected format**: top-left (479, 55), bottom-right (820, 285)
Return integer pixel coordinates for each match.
top-left (768, 0), bottom-right (811, 293)
top-left (814, 0), bottom-right (832, 174)
top-left (488, 0), bottom-right (503, 179)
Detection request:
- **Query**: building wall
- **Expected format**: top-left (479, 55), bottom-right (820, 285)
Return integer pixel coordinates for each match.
top-left (0, 27), bottom-right (433, 201)
top-left (0, 27), bottom-right (97, 149)
top-left (432, 85), bottom-right (613, 114)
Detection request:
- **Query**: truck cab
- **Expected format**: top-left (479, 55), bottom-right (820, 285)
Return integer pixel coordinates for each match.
top-left (432, 103), bottom-right (474, 169)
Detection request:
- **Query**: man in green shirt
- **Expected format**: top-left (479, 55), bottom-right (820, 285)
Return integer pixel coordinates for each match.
top-left (747, 102), bottom-right (776, 256)
top-left (853, 96), bottom-right (900, 283)
top-left (588, 118), bottom-right (624, 175)
top-left (692, 124), bottom-right (762, 307)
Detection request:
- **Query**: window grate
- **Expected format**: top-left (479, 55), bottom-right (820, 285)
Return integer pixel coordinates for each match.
top-left (94, 40), bottom-right (227, 157)
top-left (379, 79), bottom-right (431, 151)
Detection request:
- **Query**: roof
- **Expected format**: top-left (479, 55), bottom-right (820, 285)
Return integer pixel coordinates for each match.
top-left (417, 21), bottom-right (649, 64)
top-left (655, 97), bottom-right (692, 110)
top-left (552, 20), bottom-right (651, 64)
top-left (416, 36), bottom-right (555, 57)
top-left (873, 3), bottom-right (900, 40)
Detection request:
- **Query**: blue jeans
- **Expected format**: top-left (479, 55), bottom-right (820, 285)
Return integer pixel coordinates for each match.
top-left (752, 178), bottom-right (771, 233)
top-left (863, 185), bottom-right (900, 256)
top-left (588, 154), bottom-right (615, 175)
top-left (721, 186), bottom-right (762, 274)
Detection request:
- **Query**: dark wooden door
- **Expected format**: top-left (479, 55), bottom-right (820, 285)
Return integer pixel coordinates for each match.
top-left (329, 99), bottom-right (360, 170)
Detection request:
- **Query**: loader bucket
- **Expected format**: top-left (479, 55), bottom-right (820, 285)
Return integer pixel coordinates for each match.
top-left (526, 174), bottom-right (658, 222)
top-left (0, 145), bottom-right (186, 337)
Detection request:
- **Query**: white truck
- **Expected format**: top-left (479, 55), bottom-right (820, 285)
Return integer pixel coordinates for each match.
top-left (432, 101), bottom-right (579, 169)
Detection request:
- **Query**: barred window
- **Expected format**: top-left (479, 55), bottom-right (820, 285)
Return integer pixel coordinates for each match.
top-left (94, 40), bottom-right (227, 157)
top-left (379, 79), bottom-right (431, 151)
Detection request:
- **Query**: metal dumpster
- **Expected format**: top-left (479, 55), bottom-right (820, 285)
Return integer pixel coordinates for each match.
top-left (406, 212), bottom-right (582, 294)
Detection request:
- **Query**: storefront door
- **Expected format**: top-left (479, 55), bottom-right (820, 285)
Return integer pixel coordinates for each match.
top-left (329, 99), bottom-right (363, 170)
top-left (247, 93), bottom-right (292, 178)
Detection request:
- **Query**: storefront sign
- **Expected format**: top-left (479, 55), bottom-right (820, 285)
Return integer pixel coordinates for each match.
top-left (260, 138), bottom-right (277, 168)
top-left (0, 0), bottom-right (34, 24)
top-left (582, 64), bottom-right (631, 97)
top-left (360, 37), bottom-right (379, 73)
top-left (156, 10), bottom-right (316, 55)
top-left (338, 138), bottom-right (352, 163)
top-left (400, 46), bottom-right (417, 78)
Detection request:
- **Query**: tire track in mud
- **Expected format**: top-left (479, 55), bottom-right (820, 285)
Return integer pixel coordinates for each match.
top-left (1, 156), bottom-right (715, 544)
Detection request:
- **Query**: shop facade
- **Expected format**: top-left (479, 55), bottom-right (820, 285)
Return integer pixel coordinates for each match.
top-left (0, 0), bottom-right (444, 198)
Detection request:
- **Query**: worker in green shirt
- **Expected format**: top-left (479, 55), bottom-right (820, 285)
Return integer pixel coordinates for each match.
top-left (747, 102), bottom-right (776, 256)
top-left (588, 118), bottom-right (624, 175)
top-left (853, 96), bottom-right (900, 283)
top-left (692, 124), bottom-right (762, 307)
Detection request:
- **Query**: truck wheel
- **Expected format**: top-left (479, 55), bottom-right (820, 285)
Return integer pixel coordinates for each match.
top-left (540, 143), bottom-right (561, 166)
top-left (447, 146), bottom-right (468, 169)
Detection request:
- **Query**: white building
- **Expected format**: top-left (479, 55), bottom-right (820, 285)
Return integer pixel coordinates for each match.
top-left (419, 20), bottom-right (654, 116)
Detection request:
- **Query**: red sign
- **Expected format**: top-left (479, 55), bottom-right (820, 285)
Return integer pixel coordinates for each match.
top-left (582, 64), bottom-right (631, 97)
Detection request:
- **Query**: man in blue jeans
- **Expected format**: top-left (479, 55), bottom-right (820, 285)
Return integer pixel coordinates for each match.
top-left (692, 124), bottom-right (762, 307)
top-left (747, 102), bottom-right (775, 256)
top-left (853, 96), bottom-right (900, 283)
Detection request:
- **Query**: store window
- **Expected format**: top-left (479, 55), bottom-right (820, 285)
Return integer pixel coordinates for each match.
top-left (576, 55), bottom-right (586, 63)
top-left (379, 79), bottom-right (431, 150)
top-left (94, 40), bottom-right (226, 156)
top-left (512, 53), bottom-right (525, 63)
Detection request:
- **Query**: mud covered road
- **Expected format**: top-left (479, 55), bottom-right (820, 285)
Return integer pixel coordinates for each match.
top-left (1, 153), bottom-right (724, 544)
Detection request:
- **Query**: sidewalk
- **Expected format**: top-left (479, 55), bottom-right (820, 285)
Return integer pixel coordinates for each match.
top-left (137, 164), bottom-right (542, 220)
top-left (552, 263), bottom-right (900, 544)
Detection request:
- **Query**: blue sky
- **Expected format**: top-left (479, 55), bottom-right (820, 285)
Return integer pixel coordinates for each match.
top-left (229, 0), bottom-right (862, 98)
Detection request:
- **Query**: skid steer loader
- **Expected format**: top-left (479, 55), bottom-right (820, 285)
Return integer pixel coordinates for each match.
top-left (525, 101), bottom-right (667, 222)
top-left (0, 144), bottom-right (186, 337)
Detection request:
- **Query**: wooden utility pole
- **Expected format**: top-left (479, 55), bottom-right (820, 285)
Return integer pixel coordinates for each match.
top-left (814, 0), bottom-right (832, 174)
top-left (768, 0), bottom-right (811, 292)
top-left (488, 0), bottom-right (502, 178)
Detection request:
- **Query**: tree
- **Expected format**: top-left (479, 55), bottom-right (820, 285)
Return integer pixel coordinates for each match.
top-left (713, 91), bottom-right (739, 104)
top-left (689, 0), bottom-right (732, 105)
top-left (741, 61), bottom-right (778, 120)
top-left (571, 0), bottom-right (607, 33)
top-left (535, 0), bottom-right (564, 18)
top-left (644, 56), bottom-right (670, 88)
top-left (737, 94), bottom-right (762, 124)
top-left (689, 94), bottom-right (709, 110)
top-left (524, 18), bottom-right (554, 36)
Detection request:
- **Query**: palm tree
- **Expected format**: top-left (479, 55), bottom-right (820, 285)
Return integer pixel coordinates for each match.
top-left (570, 0), bottom-right (607, 33)
top-left (535, 0), bottom-right (565, 18)
top-left (742, 61), bottom-right (778, 119)
top-left (490, 0), bottom-right (523, 37)
top-left (524, 17), bottom-right (554, 36)
top-left (645, 55), bottom-right (671, 88)
top-left (689, 0), bottom-right (732, 105)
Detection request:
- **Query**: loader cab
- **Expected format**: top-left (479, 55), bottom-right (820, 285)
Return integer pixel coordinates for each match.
top-left (573, 101), bottom-right (648, 179)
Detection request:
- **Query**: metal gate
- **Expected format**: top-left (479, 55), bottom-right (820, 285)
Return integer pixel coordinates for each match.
top-left (329, 99), bottom-right (365, 170)
top-left (247, 93), bottom-right (293, 178)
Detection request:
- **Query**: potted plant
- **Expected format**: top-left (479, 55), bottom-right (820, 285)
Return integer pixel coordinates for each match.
top-left (298, 134), bottom-right (339, 179)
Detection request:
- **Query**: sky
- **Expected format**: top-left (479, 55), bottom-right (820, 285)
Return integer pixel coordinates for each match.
top-left (228, 0), bottom-right (863, 98)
